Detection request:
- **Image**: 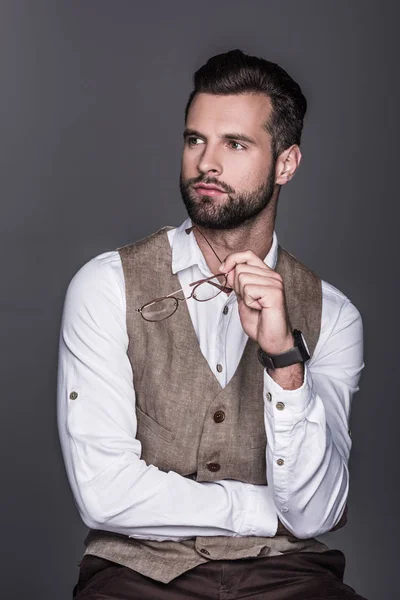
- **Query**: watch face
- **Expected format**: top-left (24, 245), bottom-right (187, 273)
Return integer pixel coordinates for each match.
top-left (293, 330), bottom-right (310, 361)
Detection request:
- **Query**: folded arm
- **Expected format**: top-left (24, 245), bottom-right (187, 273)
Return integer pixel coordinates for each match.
top-left (263, 290), bottom-right (364, 538)
top-left (57, 253), bottom-right (278, 542)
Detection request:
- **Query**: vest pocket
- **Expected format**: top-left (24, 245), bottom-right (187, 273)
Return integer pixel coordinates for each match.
top-left (135, 405), bottom-right (175, 443)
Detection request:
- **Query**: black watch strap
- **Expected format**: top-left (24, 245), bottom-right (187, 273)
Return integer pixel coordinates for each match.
top-left (257, 329), bottom-right (310, 370)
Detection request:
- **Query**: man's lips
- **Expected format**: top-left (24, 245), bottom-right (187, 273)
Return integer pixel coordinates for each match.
top-left (193, 184), bottom-right (227, 196)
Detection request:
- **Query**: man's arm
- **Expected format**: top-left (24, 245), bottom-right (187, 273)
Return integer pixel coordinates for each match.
top-left (57, 252), bottom-right (278, 542)
top-left (219, 252), bottom-right (364, 540)
top-left (263, 289), bottom-right (363, 538)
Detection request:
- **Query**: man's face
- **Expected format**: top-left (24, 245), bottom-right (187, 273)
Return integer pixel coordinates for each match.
top-left (180, 92), bottom-right (277, 230)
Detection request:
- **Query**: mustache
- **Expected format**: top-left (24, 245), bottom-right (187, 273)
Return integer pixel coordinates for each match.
top-left (185, 175), bottom-right (234, 195)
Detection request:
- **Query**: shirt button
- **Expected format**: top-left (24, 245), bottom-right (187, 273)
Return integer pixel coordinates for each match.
top-left (69, 391), bottom-right (78, 400)
top-left (277, 458), bottom-right (285, 466)
top-left (200, 548), bottom-right (210, 556)
top-left (223, 306), bottom-right (229, 315)
top-left (207, 462), bottom-right (221, 472)
top-left (266, 392), bottom-right (272, 402)
top-left (276, 402), bottom-right (285, 411)
top-left (213, 411), bottom-right (225, 423)
top-left (216, 364), bottom-right (223, 373)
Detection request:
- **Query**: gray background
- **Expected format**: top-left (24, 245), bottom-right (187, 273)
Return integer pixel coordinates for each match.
top-left (1, 1), bottom-right (398, 599)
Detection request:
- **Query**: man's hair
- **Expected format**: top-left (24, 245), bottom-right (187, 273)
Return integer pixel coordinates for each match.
top-left (184, 49), bottom-right (307, 159)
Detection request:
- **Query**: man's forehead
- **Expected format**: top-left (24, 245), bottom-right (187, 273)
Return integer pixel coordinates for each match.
top-left (187, 92), bottom-right (272, 136)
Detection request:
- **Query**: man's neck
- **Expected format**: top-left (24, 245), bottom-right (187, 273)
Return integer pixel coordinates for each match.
top-left (192, 203), bottom-right (276, 274)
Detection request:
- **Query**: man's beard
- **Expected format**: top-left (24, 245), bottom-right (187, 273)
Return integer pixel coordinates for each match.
top-left (179, 166), bottom-right (276, 230)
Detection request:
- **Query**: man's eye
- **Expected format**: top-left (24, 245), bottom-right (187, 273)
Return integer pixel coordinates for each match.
top-left (186, 137), bottom-right (245, 150)
top-left (187, 137), bottom-right (204, 146)
top-left (228, 141), bottom-right (245, 150)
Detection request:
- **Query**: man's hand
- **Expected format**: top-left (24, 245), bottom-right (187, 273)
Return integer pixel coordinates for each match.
top-left (219, 251), bottom-right (304, 390)
top-left (219, 250), bottom-right (293, 355)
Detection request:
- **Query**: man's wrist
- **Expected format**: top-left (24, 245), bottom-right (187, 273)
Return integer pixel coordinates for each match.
top-left (263, 363), bottom-right (313, 414)
top-left (258, 330), bottom-right (310, 382)
top-left (260, 333), bottom-right (295, 356)
top-left (267, 362), bottom-right (304, 390)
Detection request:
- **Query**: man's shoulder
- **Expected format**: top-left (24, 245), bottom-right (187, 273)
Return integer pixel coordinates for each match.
top-left (321, 278), bottom-right (349, 304)
top-left (117, 226), bottom-right (175, 256)
top-left (65, 224), bottom-right (177, 296)
top-left (321, 277), bottom-right (354, 310)
top-left (320, 277), bottom-right (362, 333)
top-left (279, 246), bottom-right (360, 317)
top-left (71, 249), bottom-right (121, 281)
top-left (65, 250), bottom-right (124, 306)
top-left (278, 246), bottom-right (362, 337)
top-left (65, 224), bottom-right (177, 303)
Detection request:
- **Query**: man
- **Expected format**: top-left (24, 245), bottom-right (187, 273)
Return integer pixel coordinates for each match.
top-left (57, 49), bottom-right (365, 599)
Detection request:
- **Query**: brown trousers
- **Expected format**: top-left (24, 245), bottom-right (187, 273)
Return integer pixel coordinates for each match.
top-left (72, 550), bottom-right (367, 599)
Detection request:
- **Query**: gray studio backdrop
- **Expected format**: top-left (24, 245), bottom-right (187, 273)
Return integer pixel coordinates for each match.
top-left (1, 2), bottom-right (398, 599)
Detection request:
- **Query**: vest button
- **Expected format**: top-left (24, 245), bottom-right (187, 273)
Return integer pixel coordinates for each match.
top-left (213, 411), bottom-right (225, 423)
top-left (277, 458), bottom-right (285, 466)
top-left (223, 306), bottom-right (229, 315)
top-left (216, 364), bottom-right (223, 373)
top-left (69, 391), bottom-right (78, 400)
top-left (200, 548), bottom-right (210, 555)
top-left (207, 462), bottom-right (221, 472)
top-left (276, 402), bottom-right (285, 411)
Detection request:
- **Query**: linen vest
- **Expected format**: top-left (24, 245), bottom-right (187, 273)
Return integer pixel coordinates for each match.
top-left (82, 226), bottom-right (346, 583)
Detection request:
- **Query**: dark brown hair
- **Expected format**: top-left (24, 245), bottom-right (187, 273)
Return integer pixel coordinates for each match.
top-left (184, 49), bottom-right (307, 159)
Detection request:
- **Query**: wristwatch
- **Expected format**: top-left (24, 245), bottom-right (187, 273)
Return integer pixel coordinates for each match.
top-left (257, 329), bottom-right (310, 370)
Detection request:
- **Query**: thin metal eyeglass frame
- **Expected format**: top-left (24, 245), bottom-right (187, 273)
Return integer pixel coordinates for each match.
top-left (136, 225), bottom-right (231, 322)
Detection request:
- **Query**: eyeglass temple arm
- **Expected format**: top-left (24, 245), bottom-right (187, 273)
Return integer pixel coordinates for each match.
top-left (208, 281), bottom-right (232, 293)
top-left (185, 225), bottom-right (224, 264)
top-left (190, 274), bottom-right (231, 293)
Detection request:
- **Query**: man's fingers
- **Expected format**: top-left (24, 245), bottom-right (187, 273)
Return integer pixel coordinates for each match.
top-left (218, 251), bottom-right (286, 314)
top-left (238, 294), bottom-right (263, 311)
top-left (233, 273), bottom-right (277, 297)
top-left (241, 283), bottom-right (283, 310)
top-left (233, 263), bottom-right (282, 281)
top-left (227, 264), bottom-right (283, 293)
top-left (219, 250), bottom-right (268, 272)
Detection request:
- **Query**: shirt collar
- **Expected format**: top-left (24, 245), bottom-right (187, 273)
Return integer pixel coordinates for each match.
top-left (170, 217), bottom-right (279, 275)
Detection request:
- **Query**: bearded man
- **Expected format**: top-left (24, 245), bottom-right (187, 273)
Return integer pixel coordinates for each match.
top-left (57, 49), bottom-right (366, 599)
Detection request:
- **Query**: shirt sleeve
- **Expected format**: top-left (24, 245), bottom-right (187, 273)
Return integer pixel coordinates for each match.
top-left (57, 252), bottom-right (278, 542)
top-left (262, 282), bottom-right (364, 538)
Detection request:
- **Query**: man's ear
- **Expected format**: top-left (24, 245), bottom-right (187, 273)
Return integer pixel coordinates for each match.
top-left (275, 145), bottom-right (302, 185)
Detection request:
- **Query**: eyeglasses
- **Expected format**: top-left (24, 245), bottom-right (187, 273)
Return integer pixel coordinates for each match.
top-left (137, 226), bottom-right (232, 322)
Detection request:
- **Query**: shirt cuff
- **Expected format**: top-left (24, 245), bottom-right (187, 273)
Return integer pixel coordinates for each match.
top-left (263, 363), bottom-right (315, 417)
top-left (239, 484), bottom-right (278, 537)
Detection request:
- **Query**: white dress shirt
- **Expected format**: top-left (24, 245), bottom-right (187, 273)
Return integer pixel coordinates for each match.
top-left (57, 217), bottom-right (364, 542)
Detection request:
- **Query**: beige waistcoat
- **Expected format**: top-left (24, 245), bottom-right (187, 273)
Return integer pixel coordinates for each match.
top-left (82, 227), bottom-right (345, 583)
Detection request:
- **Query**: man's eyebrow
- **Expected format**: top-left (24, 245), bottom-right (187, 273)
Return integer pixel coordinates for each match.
top-left (183, 128), bottom-right (257, 146)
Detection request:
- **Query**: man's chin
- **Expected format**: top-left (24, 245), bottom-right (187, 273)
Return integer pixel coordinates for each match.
top-left (186, 208), bottom-right (251, 230)
top-left (180, 186), bottom-right (274, 230)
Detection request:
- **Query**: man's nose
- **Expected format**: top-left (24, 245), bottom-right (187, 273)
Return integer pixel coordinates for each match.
top-left (197, 145), bottom-right (222, 175)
